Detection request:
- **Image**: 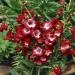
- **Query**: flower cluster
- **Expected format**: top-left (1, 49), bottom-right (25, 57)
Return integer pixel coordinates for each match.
top-left (0, 10), bottom-right (74, 66)
top-left (1, 10), bottom-right (63, 65)
top-left (0, 9), bottom-right (75, 75)
top-left (0, 0), bottom-right (75, 75)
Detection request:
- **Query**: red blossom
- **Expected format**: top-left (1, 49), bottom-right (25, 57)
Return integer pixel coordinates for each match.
top-left (57, 8), bottom-right (63, 16)
top-left (0, 22), bottom-right (8, 32)
top-left (70, 26), bottom-right (75, 39)
top-left (4, 30), bottom-right (14, 40)
top-left (51, 17), bottom-right (57, 27)
top-left (22, 27), bottom-right (31, 36)
top-left (46, 31), bottom-right (57, 43)
top-left (0, 27), bottom-right (2, 32)
top-left (22, 17), bottom-right (37, 29)
top-left (56, 20), bottom-right (63, 31)
top-left (43, 47), bottom-right (53, 56)
top-left (33, 56), bottom-right (48, 65)
top-left (22, 48), bottom-right (28, 56)
top-left (60, 39), bottom-right (71, 53)
top-left (54, 30), bottom-right (62, 38)
top-left (15, 25), bottom-right (22, 33)
top-left (21, 10), bottom-right (34, 17)
top-left (16, 14), bottom-right (25, 23)
top-left (22, 37), bottom-right (30, 48)
top-left (45, 39), bottom-right (53, 46)
top-left (32, 46), bottom-right (43, 56)
top-left (14, 33), bottom-right (23, 43)
top-left (28, 55), bottom-right (35, 61)
top-left (63, 50), bottom-right (72, 57)
top-left (70, 49), bottom-right (75, 57)
top-left (31, 29), bottom-right (41, 39)
top-left (53, 67), bottom-right (62, 75)
top-left (16, 46), bottom-right (21, 52)
top-left (42, 21), bottom-right (53, 31)
top-left (58, 0), bottom-right (65, 5)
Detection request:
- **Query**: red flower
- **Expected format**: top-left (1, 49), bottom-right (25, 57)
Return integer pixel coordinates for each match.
top-left (22, 27), bottom-right (31, 36)
top-left (70, 26), bottom-right (75, 39)
top-left (16, 46), bottom-right (21, 52)
top-left (37, 37), bottom-right (44, 44)
top-left (4, 30), bottom-right (14, 40)
top-left (63, 50), bottom-right (71, 57)
top-left (53, 67), bottom-right (62, 75)
top-left (51, 17), bottom-right (57, 27)
top-left (54, 30), bottom-right (62, 38)
top-left (0, 22), bottom-right (8, 32)
top-left (15, 25), bottom-right (22, 33)
top-left (70, 49), bottom-right (75, 57)
top-left (43, 31), bottom-right (57, 46)
top-left (14, 33), bottom-right (23, 43)
top-left (32, 46), bottom-right (43, 56)
top-left (31, 29), bottom-right (41, 39)
top-left (28, 55), bottom-right (35, 61)
top-left (22, 17), bottom-right (37, 29)
top-left (46, 31), bottom-right (57, 43)
top-left (60, 39), bottom-right (71, 53)
top-left (16, 14), bottom-right (25, 23)
top-left (33, 56), bottom-right (48, 65)
top-left (45, 39), bottom-right (53, 46)
top-left (21, 10), bottom-right (33, 16)
top-left (0, 27), bottom-right (2, 32)
top-left (42, 21), bottom-right (53, 31)
top-left (22, 48), bottom-right (28, 56)
top-left (57, 8), bottom-right (63, 16)
top-left (43, 47), bottom-right (53, 56)
top-left (58, 0), bottom-right (65, 5)
top-left (56, 20), bottom-right (63, 31)
top-left (22, 37), bottom-right (30, 48)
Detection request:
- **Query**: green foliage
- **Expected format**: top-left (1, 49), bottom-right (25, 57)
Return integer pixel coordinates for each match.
top-left (0, 32), bottom-right (8, 51)
top-left (71, 16), bottom-right (75, 21)
top-left (24, 0), bottom-right (61, 20)
top-left (0, 30), bottom-right (16, 63)
top-left (1, 0), bottom-right (21, 12)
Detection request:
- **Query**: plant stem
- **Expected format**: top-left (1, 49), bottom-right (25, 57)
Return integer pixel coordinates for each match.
top-left (0, 15), bottom-right (17, 18)
top-left (68, 0), bottom-right (72, 10)
top-left (37, 67), bottom-right (40, 75)
top-left (24, 6), bottom-right (32, 17)
top-left (43, 12), bottom-right (50, 20)
top-left (41, 66), bottom-right (51, 69)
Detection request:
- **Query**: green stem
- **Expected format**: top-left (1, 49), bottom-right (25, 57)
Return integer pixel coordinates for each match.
top-left (63, 0), bottom-right (72, 28)
top-left (37, 68), bottom-right (41, 75)
top-left (68, 0), bottom-right (72, 11)
top-left (0, 15), bottom-right (17, 18)
top-left (43, 12), bottom-right (50, 20)
top-left (24, 6), bottom-right (32, 17)
top-left (41, 66), bottom-right (51, 69)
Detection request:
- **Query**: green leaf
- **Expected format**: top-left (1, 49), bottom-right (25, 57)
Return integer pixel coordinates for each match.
top-left (3, 0), bottom-right (21, 12)
top-left (71, 16), bottom-right (75, 21)
top-left (0, 37), bottom-right (8, 51)
top-left (3, 0), bottom-right (12, 7)
top-left (63, 29), bottom-right (72, 39)
top-left (10, 69), bottom-right (20, 75)
top-left (73, 56), bottom-right (75, 63)
top-left (50, 2), bottom-right (61, 7)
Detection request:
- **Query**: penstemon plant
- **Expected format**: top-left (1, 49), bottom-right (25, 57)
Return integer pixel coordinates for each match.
top-left (0, 0), bottom-right (75, 75)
